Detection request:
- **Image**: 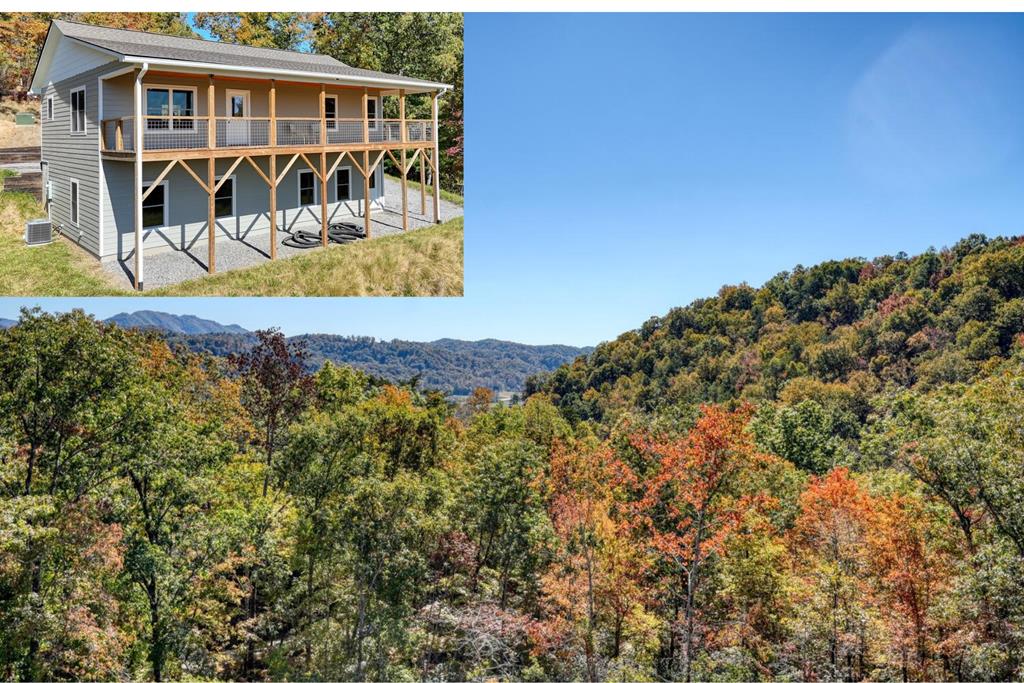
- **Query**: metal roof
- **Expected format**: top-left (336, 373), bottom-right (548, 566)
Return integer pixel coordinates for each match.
top-left (52, 20), bottom-right (448, 90)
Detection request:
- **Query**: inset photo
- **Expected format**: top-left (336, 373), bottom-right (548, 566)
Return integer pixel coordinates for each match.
top-left (0, 13), bottom-right (463, 296)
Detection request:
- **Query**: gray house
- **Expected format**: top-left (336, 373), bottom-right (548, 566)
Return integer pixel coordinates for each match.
top-left (30, 20), bottom-right (450, 289)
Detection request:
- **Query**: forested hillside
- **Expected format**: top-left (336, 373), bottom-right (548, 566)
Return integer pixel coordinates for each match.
top-left (1, 234), bottom-right (1023, 681)
top-left (534, 233), bottom-right (1024, 425)
top-left (173, 332), bottom-right (590, 394)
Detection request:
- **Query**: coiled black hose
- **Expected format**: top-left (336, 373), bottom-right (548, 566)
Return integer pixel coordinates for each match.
top-left (281, 222), bottom-right (366, 249)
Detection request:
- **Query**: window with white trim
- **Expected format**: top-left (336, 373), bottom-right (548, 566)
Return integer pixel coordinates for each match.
top-left (70, 87), bottom-right (86, 134)
top-left (45, 95), bottom-right (53, 121)
top-left (298, 169), bottom-right (317, 206)
top-left (69, 179), bottom-right (79, 225)
top-left (336, 168), bottom-right (351, 201)
top-left (142, 181), bottom-right (168, 229)
top-left (214, 176), bottom-right (235, 218)
top-left (145, 86), bottom-right (196, 130)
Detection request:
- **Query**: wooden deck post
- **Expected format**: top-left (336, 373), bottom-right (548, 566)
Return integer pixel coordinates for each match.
top-left (269, 154), bottom-right (277, 259)
top-left (269, 79), bottom-right (277, 147)
top-left (362, 88), bottom-right (369, 144)
top-left (208, 156), bottom-right (216, 273)
top-left (115, 119), bottom-right (124, 151)
top-left (431, 92), bottom-right (441, 223)
top-left (208, 75), bottom-right (216, 150)
top-left (320, 151), bottom-right (328, 248)
top-left (364, 150), bottom-right (371, 238)
top-left (319, 83), bottom-right (326, 146)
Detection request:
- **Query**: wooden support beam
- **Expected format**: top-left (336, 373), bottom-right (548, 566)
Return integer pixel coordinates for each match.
top-left (385, 148), bottom-right (402, 171)
top-left (367, 150), bottom-right (386, 177)
top-left (275, 153), bottom-right (301, 186)
top-left (269, 79), bottom-right (277, 147)
top-left (269, 154), bottom-right (277, 260)
top-left (344, 150), bottom-right (366, 179)
top-left (399, 89), bottom-right (407, 144)
top-left (208, 75), bottom-right (216, 150)
top-left (325, 152), bottom-right (346, 183)
top-left (361, 88), bottom-right (369, 144)
top-left (142, 159), bottom-right (178, 201)
top-left (406, 148), bottom-right (421, 175)
top-left (179, 159), bottom-right (211, 193)
top-left (401, 147), bottom-right (408, 231)
top-left (320, 150), bottom-right (328, 248)
top-left (319, 83), bottom-right (326, 147)
top-left (299, 152), bottom-right (321, 181)
top-left (215, 155), bottom-right (246, 193)
top-left (244, 155), bottom-right (272, 187)
top-left (363, 150), bottom-right (371, 239)
top-left (207, 156), bottom-right (216, 273)
top-left (115, 119), bottom-right (124, 151)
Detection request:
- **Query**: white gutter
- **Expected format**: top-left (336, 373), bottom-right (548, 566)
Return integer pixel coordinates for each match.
top-left (133, 62), bottom-right (148, 291)
top-left (119, 55), bottom-right (451, 93)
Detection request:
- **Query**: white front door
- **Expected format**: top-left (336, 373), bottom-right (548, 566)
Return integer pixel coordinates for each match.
top-left (225, 90), bottom-right (251, 146)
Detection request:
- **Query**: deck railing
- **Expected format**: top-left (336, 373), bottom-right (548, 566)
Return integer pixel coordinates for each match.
top-left (101, 115), bottom-right (434, 153)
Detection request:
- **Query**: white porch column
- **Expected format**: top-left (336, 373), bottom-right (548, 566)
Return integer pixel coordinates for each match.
top-left (133, 63), bottom-right (148, 291)
top-left (431, 92), bottom-right (442, 224)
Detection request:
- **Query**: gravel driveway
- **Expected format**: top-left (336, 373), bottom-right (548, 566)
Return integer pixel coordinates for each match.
top-left (102, 176), bottom-right (462, 290)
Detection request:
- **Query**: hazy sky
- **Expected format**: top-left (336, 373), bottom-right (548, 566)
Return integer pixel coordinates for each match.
top-left (4, 13), bottom-right (1023, 345)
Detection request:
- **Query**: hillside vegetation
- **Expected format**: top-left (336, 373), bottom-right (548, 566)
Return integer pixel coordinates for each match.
top-left (1, 234), bottom-right (1023, 681)
top-left (536, 233), bottom-right (1024, 424)
top-left (172, 331), bottom-right (590, 394)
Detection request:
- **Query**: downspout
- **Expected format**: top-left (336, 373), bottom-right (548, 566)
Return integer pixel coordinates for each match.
top-left (134, 62), bottom-right (148, 291)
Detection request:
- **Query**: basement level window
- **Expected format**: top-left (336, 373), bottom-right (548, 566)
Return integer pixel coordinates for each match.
top-left (298, 169), bottom-right (316, 206)
top-left (215, 177), bottom-right (235, 218)
top-left (336, 168), bottom-right (351, 201)
top-left (142, 182), bottom-right (167, 228)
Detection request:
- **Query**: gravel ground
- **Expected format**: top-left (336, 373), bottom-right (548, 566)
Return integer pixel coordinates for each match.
top-left (102, 176), bottom-right (463, 290)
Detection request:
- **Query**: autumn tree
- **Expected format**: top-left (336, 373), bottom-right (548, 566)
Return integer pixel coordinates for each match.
top-left (630, 404), bottom-right (778, 682)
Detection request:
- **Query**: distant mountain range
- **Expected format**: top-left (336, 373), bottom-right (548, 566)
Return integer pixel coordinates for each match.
top-left (0, 311), bottom-right (591, 395)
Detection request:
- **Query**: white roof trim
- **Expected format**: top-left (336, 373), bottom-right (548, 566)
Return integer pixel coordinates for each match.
top-left (119, 56), bottom-right (450, 93)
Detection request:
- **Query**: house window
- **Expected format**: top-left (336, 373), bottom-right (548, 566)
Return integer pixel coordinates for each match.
top-left (369, 168), bottom-right (376, 190)
top-left (325, 95), bottom-right (337, 130)
top-left (366, 97), bottom-right (378, 130)
top-left (215, 176), bottom-right (235, 218)
top-left (69, 179), bottom-right (79, 225)
top-left (145, 86), bottom-right (196, 130)
top-left (142, 181), bottom-right (167, 228)
top-left (336, 168), bottom-right (351, 201)
top-left (298, 169), bottom-right (316, 206)
top-left (70, 87), bottom-right (86, 134)
top-left (45, 95), bottom-right (53, 121)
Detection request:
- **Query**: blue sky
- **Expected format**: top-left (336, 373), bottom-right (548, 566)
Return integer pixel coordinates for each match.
top-left (4, 13), bottom-right (1024, 345)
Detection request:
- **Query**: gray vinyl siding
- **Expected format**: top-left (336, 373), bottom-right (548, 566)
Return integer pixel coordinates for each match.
top-left (101, 155), bottom-right (384, 259)
top-left (39, 62), bottom-right (120, 257)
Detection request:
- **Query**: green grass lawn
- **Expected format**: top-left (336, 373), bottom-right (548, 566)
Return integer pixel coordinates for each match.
top-left (157, 217), bottom-right (463, 296)
top-left (386, 173), bottom-right (464, 206)
top-left (0, 190), bottom-right (124, 296)
top-left (0, 178), bottom-right (463, 296)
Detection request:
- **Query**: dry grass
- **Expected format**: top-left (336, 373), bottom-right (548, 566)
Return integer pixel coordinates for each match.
top-left (156, 217), bottom-right (464, 297)
top-left (0, 99), bottom-right (40, 148)
top-left (0, 189), bottom-right (123, 296)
